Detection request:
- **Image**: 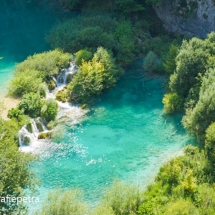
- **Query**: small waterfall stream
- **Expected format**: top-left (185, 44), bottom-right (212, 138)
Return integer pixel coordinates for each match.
top-left (19, 63), bottom-right (87, 153)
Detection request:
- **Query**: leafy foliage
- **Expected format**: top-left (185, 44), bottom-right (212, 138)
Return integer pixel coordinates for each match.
top-left (162, 93), bottom-right (183, 114)
top-left (182, 68), bottom-right (215, 135)
top-left (46, 14), bottom-right (136, 66)
top-left (41, 99), bottom-right (58, 122)
top-left (18, 93), bottom-right (43, 118)
top-left (69, 47), bottom-right (122, 103)
top-left (101, 181), bottom-right (142, 215)
top-left (14, 49), bottom-right (71, 79)
top-left (75, 49), bottom-right (93, 66)
top-left (37, 189), bottom-right (88, 215)
top-left (143, 51), bottom-right (159, 73)
top-left (163, 44), bottom-right (179, 75)
top-left (9, 50), bottom-right (71, 97)
top-left (8, 69), bottom-right (43, 97)
top-left (0, 119), bottom-right (37, 213)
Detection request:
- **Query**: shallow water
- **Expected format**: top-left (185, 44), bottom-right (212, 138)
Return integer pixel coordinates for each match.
top-left (31, 60), bottom-right (193, 212)
top-left (0, 0), bottom-right (73, 97)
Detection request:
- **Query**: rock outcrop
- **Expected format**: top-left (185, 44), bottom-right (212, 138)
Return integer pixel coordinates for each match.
top-left (155, 0), bottom-right (215, 38)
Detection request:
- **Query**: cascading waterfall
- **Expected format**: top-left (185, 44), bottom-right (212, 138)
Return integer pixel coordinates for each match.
top-left (56, 63), bottom-right (76, 87)
top-left (19, 63), bottom-right (87, 153)
top-left (19, 118), bottom-right (46, 147)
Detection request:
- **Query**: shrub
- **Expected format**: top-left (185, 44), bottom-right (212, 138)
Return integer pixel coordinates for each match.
top-left (69, 47), bottom-right (122, 103)
top-left (47, 79), bottom-right (56, 91)
top-left (7, 108), bottom-right (23, 119)
top-left (162, 93), bottom-right (184, 114)
top-left (75, 49), bottom-right (93, 66)
top-left (18, 93), bottom-right (43, 118)
top-left (41, 99), bottom-right (58, 122)
top-left (100, 181), bottom-right (142, 215)
top-left (205, 122), bottom-right (215, 167)
top-left (37, 189), bottom-right (88, 215)
top-left (15, 49), bottom-right (71, 80)
top-left (46, 14), bottom-right (136, 66)
top-left (55, 88), bottom-right (69, 102)
top-left (182, 68), bottom-right (215, 135)
top-left (38, 83), bottom-right (47, 98)
top-left (143, 51), bottom-right (159, 73)
top-left (8, 69), bottom-right (43, 97)
top-left (163, 44), bottom-right (179, 75)
top-left (163, 200), bottom-right (199, 215)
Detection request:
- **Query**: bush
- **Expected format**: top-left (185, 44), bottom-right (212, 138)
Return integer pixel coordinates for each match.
top-left (75, 49), bottom-right (93, 66)
top-left (46, 14), bottom-right (136, 66)
top-left (8, 69), bottom-right (43, 97)
top-left (182, 68), bottom-right (215, 135)
top-left (162, 93), bottom-right (184, 114)
top-left (38, 83), bottom-right (48, 98)
top-left (205, 122), bottom-right (215, 167)
top-left (18, 93), bottom-right (43, 118)
top-left (47, 79), bottom-right (56, 91)
top-left (55, 88), bottom-right (69, 102)
top-left (100, 181), bottom-right (142, 215)
top-left (69, 47), bottom-right (122, 103)
top-left (15, 49), bottom-right (71, 80)
top-left (41, 99), bottom-right (58, 122)
top-left (143, 51), bottom-right (159, 73)
top-left (0, 119), bottom-right (37, 213)
top-left (7, 108), bottom-right (24, 119)
top-left (163, 200), bottom-right (199, 215)
top-left (163, 44), bottom-right (179, 75)
top-left (37, 189), bottom-right (88, 215)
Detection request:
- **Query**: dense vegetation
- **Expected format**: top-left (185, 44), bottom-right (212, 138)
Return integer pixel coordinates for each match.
top-left (0, 105), bottom-right (37, 214)
top-left (9, 49), bottom-right (71, 97)
top-left (4, 0), bottom-right (215, 214)
top-left (69, 47), bottom-right (123, 102)
top-left (46, 14), bottom-right (138, 67)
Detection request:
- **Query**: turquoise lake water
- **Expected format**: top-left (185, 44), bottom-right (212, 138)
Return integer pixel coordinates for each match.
top-left (0, 0), bottom-right (72, 97)
top-left (30, 60), bottom-right (193, 212)
top-left (0, 1), bottom-right (193, 213)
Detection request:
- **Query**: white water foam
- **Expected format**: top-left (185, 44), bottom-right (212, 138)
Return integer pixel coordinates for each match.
top-left (19, 63), bottom-right (87, 154)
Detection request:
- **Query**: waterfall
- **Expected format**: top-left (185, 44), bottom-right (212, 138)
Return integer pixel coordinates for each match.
top-left (56, 63), bottom-right (76, 87)
top-left (18, 118), bottom-right (47, 147)
top-left (19, 62), bottom-right (87, 153)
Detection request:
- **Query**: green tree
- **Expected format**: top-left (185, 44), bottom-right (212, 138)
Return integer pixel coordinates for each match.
top-left (162, 93), bottom-right (183, 114)
top-left (205, 122), bottom-right (215, 169)
top-left (163, 44), bottom-right (179, 75)
top-left (69, 47), bottom-right (122, 103)
top-left (8, 69), bottom-right (43, 97)
top-left (41, 99), bottom-right (58, 122)
top-left (75, 49), bottom-right (93, 66)
top-left (0, 119), bottom-right (37, 213)
top-left (18, 93), bottom-right (43, 118)
top-left (100, 181), bottom-right (142, 215)
top-left (37, 189), bottom-right (88, 215)
top-left (143, 51), bottom-right (159, 73)
top-left (14, 49), bottom-right (71, 80)
top-left (163, 200), bottom-right (199, 215)
top-left (182, 68), bottom-right (215, 135)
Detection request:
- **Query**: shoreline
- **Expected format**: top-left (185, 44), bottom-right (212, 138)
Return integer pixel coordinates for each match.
top-left (0, 96), bottom-right (20, 119)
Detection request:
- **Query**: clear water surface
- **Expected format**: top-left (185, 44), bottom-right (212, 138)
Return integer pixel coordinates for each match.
top-left (0, 0), bottom-right (73, 97)
top-left (31, 60), bottom-right (193, 211)
top-left (0, 1), bottom-right (193, 213)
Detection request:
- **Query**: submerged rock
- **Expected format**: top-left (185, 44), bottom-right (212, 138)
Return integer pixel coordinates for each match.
top-left (38, 132), bottom-right (52, 139)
